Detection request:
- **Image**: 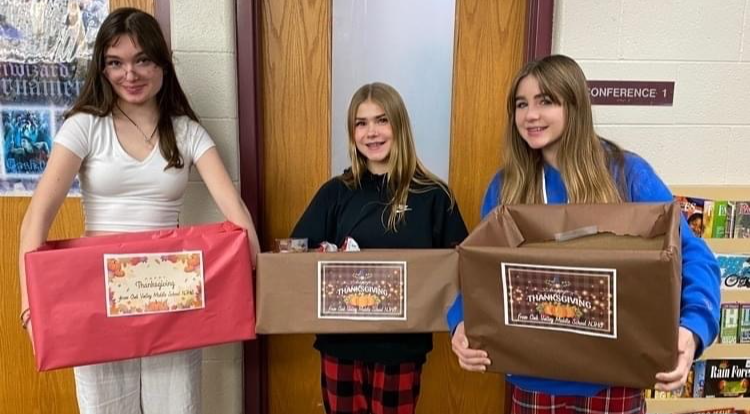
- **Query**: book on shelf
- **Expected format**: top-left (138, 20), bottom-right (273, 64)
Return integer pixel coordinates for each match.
top-left (735, 202), bottom-right (750, 239)
top-left (704, 200), bottom-right (717, 239)
top-left (720, 304), bottom-right (740, 344)
top-left (694, 360), bottom-right (706, 398)
top-left (741, 304), bottom-right (750, 344)
top-left (704, 359), bottom-right (750, 398)
top-left (676, 195), bottom-right (706, 238)
top-left (673, 409), bottom-right (743, 414)
top-left (726, 202), bottom-right (737, 240)
top-left (705, 201), bottom-right (732, 239)
top-left (672, 409), bottom-right (740, 414)
top-left (717, 254), bottom-right (750, 290)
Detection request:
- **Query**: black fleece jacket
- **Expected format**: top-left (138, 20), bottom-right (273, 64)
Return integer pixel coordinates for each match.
top-left (291, 170), bottom-right (468, 364)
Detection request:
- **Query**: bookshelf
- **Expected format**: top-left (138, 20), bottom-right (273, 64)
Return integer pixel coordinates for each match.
top-left (707, 239), bottom-right (750, 255)
top-left (646, 186), bottom-right (750, 413)
top-left (647, 398), bottom-right (750, 412)
top-left (701, 343), bottom-right (750, 360)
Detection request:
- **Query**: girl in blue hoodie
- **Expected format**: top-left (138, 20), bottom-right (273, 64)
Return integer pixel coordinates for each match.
top-left (447, 55), bottom-right (720, 413)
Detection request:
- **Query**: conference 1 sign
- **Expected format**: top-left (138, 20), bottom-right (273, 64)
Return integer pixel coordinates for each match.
top-left (587, 81), bottom-right (674, 106)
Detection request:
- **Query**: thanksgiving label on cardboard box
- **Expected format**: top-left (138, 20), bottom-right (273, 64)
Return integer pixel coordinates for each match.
top-left (502, 262), bottom-right (617, 338)
top-left (104, 251), bottom-right (206, 317)
top-left (318, 261), bottom-right (406, 320)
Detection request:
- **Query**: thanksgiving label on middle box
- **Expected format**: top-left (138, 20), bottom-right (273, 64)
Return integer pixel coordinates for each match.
top-left (318, 261), bottom-right (407, 320)
top-left (104, 251), bottom-right (206, 317)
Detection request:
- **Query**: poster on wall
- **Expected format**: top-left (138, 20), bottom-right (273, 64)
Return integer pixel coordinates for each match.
top-left (0, 0), bottom-right (108, 196)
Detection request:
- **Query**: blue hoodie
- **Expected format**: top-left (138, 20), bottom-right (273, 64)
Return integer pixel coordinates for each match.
top-left (446, 153), bottom-right (721, 396)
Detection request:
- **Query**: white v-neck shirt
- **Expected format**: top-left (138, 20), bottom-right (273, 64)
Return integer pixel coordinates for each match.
top-left (54, 112), bottom-right (215, 232)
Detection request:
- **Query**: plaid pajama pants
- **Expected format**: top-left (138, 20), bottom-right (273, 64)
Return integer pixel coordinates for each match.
top-left (511, 385), bottom-right (645, 414)
top-left (320, 354), bottom-right (423, 414)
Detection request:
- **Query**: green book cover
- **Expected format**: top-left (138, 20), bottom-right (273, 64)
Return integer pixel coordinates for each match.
top-left (711, 201), bottom-right (728, 239)
top-left (725, 202), bottom-right (736, 238)
top-left (740, 304), bottom-right (750, 344)
top-left (721, 303), bottom-right (739, 344)
top-left (703, 200), bottom-right (715, 238)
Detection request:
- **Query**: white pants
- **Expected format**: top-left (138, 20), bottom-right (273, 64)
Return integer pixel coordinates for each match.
top-left (74, 349), bottom-right (202, 414)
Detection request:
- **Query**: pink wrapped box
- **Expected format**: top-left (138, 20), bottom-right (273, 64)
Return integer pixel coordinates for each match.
top-left (25, 221), bottom-right (255, 371)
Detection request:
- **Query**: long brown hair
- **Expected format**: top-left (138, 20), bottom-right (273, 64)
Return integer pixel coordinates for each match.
top-left (341, 82), bottom-right (454, 232)
top-left (67, 7), bottom-right (197, 170)
top-left (500, 54), bottom-right (627, 205)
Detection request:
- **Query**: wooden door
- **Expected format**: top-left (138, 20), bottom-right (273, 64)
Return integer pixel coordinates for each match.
top-left (258, 0), bottom-right (526, 412)
top-left (1, 199), bottom-right (84, 414)
top-left (429, 0), bottom-right (526, 410)
top-left (259, 0), bottom-right (331, 412)
top-left (0, 2), bottom-right (154, 413)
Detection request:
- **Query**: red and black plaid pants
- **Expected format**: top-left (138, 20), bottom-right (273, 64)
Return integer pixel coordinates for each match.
top-left (511, 385), bottom-right (645, 414)
top-left (320, 354), bottom-right (423, 414)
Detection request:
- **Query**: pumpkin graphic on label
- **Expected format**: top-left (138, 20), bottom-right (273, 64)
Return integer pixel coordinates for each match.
top-left (344, 294), bottom-right (381, 308)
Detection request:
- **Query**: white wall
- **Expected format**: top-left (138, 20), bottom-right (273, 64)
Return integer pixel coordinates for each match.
top-left (170, 1), bottom-right (244, 413)
top-left (553, 0), bottom-right (750, 185)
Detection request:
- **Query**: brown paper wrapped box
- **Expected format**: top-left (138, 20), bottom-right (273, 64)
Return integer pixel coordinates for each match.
top-left (256, 249), bottom-right (458, 333)
top-left (459, 203), bottom-right (681, 388)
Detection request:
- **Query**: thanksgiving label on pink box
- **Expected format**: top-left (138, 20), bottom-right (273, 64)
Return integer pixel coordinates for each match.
top-left (104, 251), bottom-right (205, 317)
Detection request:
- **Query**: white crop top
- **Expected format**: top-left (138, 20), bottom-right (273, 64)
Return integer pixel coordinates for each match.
top-left (54, 112), bottom-right (215, 232)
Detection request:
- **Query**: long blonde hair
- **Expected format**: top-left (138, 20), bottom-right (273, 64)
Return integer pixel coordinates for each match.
top-left (341, 82), bottom-right (454, 232)
top-left (501, 55), bottom-right (626, 205)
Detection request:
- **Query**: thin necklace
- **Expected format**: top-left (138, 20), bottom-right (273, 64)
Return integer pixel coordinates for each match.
top-left (115, 102), bottom-right (158, 143)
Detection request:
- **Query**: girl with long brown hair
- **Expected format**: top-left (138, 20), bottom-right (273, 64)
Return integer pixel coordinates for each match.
top-left (448, 55), bottom-right (719, 413)
top-left (292, 82), bottom-right (468, 414)
top-left (18, 8), bottom-right (259, 413)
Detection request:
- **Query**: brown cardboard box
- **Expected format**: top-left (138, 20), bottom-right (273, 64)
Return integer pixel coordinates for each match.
top-left (255, 249), bottom-right (458, 333)
top-left (459, 203), bottom-right (682, 388)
